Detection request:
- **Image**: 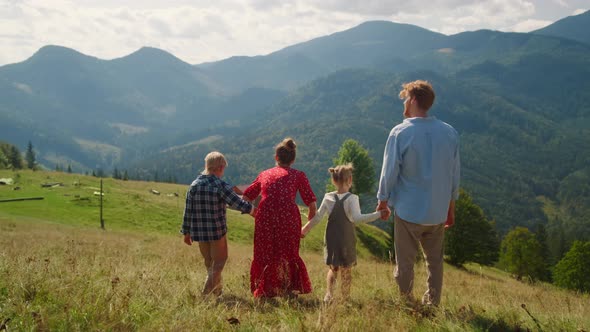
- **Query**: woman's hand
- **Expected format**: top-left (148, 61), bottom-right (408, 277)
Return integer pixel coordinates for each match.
top-left (307, 202), bottom-right (317, 221)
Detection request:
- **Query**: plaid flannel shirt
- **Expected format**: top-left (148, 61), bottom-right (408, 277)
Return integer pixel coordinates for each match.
top-left (181, 174), bottom-right (252, 242)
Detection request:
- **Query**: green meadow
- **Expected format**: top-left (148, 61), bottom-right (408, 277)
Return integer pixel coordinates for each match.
top-left (0, 170), bottom-right (588, 331)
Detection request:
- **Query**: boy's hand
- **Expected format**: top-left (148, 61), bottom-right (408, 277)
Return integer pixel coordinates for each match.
top-left (183, 234), bottom-right (192, 246)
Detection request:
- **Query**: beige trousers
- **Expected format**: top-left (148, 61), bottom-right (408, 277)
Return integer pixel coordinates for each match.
top-left (394, 215), bottom-right (445, 306)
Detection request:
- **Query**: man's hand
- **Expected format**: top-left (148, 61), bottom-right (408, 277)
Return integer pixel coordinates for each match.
top-left (376, 200), bottom-right (391, 220)
top-left (444, 200), bottom-right (455, 229)
top-left (249, 206), bottom-right (257, 217)
top-left (183, 234), bottom-right (192, 245)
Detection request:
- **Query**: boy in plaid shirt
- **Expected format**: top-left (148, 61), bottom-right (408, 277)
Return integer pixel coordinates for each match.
top-left (181, 151), bottom-right (255, 296)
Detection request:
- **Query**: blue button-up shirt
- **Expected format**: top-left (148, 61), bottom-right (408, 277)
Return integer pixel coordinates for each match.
top-left (377, 116), bottom-right (460, 224)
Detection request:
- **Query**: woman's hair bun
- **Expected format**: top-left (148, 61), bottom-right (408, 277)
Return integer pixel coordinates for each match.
top-left (285, 138), bottom-right (296, 150)
top-left (328, 167), bottom-right (336, 173)
top-left (275, 137), bottom-right (297, 165)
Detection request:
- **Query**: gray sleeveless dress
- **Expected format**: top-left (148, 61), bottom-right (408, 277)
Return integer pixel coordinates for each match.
top-left (324, 193), bottom-right (357, 267)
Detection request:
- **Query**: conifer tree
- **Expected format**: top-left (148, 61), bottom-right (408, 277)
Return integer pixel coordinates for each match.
top-left (113, 167), bottom-right (120, 179)
top-left (534, 223), bottom-right (552, 281)
top-left (25, 141), bottom-right (36, 170)
top-left (9, 146), bottom-right (23, 169)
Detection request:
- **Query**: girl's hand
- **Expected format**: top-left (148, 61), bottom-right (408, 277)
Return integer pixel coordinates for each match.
top-left (301, 224), bottom-right (309, 238)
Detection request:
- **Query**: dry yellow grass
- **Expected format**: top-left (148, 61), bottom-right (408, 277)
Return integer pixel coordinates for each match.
top-left (1, 216), bottom-right (588, 331)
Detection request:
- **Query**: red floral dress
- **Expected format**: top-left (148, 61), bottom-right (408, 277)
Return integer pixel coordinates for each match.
top-left (244, 166), bottom-right (317, 298)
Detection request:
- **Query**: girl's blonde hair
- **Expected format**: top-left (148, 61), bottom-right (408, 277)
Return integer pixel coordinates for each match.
top-left (329, 163), bottom-right (353, 186)
top-left (202, 151), bottom-right (227, 175)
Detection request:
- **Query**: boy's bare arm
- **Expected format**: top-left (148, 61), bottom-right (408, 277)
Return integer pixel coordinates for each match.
top-left (183, 234), bottom-right (192, 245)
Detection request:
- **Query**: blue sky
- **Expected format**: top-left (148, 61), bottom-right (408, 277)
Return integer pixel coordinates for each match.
top-left (0, 0), bottom-right (588, 66)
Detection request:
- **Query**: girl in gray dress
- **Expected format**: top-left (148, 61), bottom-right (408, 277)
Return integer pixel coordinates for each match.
top-left (301, 164), bottom-right (382, 303)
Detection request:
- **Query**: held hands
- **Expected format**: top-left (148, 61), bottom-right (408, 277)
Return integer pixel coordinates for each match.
top-left (249, 206), bottom-right (257, 217)
top-left (376, 201), bottom-right (391, 220)
top-left (300, 223), bottom-right (310, 239)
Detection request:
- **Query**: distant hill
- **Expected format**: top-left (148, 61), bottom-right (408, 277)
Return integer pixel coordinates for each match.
top-left (533, 10), bottom-right (590, 45)
top-left (0, 45), bottom-right (284, 170)
top-left (130, 30), bottom-right (590, 239)
top-left (195, 21), bottom-right (446, 93)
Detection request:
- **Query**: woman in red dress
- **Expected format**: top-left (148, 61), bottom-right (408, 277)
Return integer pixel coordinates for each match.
top-left (243, 138), bottom-right (317, 298)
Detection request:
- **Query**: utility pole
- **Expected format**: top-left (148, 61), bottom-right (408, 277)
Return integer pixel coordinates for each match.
top-left (100, 177), bottom-right (104, 229)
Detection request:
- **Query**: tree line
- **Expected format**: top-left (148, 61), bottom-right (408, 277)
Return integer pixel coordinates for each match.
top-left (0, 141), bottom-right (36, 170)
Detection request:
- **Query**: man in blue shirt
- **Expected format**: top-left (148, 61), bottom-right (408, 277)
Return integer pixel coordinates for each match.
top-left (377, 80), bottom-right (460, 307)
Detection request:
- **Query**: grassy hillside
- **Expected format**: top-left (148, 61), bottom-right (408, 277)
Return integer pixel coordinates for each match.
top-left (1, 170), bottom-right (589, 330)
top-left (2, 216), bottom-right (589, 330)
top-left (0, 169), bottom-right (389, 259)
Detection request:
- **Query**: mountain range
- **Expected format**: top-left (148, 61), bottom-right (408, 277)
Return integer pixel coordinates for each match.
top-left (1, 10), bottom-right (589, 251)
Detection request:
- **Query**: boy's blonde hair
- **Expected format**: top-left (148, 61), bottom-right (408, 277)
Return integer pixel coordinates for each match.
top-left (202, 151), bottom-right (227, 175)
top-left (329, 163), bottom-right (354, 186)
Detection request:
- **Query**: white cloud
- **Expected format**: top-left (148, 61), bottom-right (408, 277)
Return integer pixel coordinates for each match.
top-left (0, 0), bottom-right (586, 66)
top-left (509, 19), bottom-right (553, 32)
top-left (553, 0), bottom-right (568, 7)
top-left (572, 8), bottom-right (587, 15)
